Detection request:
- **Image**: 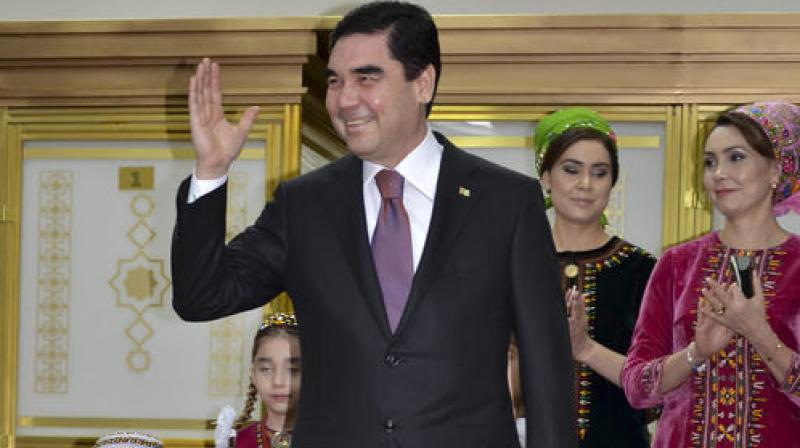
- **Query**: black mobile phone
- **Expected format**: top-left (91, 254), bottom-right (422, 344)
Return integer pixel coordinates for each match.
top-left (729, 255), bottom-right (754, 299)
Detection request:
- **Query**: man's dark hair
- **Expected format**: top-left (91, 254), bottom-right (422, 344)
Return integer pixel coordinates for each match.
top-left (330, 1), bottom-right (441, 116)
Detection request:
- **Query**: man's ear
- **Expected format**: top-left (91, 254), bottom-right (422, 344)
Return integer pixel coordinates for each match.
top-left (413, 64), bottom-right (436, 105)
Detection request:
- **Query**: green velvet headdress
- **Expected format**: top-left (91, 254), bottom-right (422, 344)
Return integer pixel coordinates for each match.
top-left (534, 107), bottom-right (616, 225)
top-left (534, 107), bottom-right (615, 176)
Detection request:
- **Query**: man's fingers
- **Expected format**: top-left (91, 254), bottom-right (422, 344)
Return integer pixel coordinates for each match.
top-left (211, 61), bottom-right (223, 106)
top-left (200, 58), bottom-right (212, 121)
top-left (237, 106), bottom-right (260, 138)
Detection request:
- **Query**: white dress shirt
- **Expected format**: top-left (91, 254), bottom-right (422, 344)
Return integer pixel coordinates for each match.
top-left (362, 128), bottom-right (442, 271)
top-left (188, 126), bottom-right (443, 272)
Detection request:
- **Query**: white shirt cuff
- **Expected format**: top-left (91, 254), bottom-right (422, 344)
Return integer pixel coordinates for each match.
top-left (188, 172), bottom-right (227, 204)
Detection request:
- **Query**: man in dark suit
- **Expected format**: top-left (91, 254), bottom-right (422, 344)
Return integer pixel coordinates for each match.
top-left (172, 2), bottom-right (575, 447)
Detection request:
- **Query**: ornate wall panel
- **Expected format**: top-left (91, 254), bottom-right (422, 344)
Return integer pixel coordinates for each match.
top-left (35, 171), bottom-right (73, 393)
top-left (2, 107), bottom-right (299, 448)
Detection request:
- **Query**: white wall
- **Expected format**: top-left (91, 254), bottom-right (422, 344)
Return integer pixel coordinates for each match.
top-left (2, 0), bottom-right (800, 21)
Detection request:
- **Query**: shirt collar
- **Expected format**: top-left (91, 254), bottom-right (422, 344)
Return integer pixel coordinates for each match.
top-left (362, 126), bottom-right (443, 200)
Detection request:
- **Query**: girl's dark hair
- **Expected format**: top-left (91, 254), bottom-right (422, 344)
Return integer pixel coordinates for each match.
top-left (233, 323), bottom-right (300, 430)
top-left (539, 127), bottom-right (620, 186)
top-left (234, 383), bottom-right (259, 430)
top-left (708, 109), bottom-right (773, 160)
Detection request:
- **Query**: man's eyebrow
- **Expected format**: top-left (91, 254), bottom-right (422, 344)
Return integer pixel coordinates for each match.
top-left (325, 68), bottom-right (337, 78)
top-left (352, 65), bottom-right (384, 75)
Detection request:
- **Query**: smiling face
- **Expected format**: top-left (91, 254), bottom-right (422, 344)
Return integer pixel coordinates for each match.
top-left (703, 125), bottom-right (779, 221)
top-left (541, 138), bottom-right (614, 226)
top-left (250, 334), bottom-right (301, 418)
top-left (325, 32), bottom-right (434, 167)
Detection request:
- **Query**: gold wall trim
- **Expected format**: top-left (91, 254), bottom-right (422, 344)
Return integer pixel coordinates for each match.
top-left (430, 105), bottom-right (669, 121)
top-left (282, 104), bottom-right (302, 181)
top-left (319, 13), bottom-right (800, 30)
top-left (616, 136), bottom-right (660, 149)
top-left (265, 122), bottom-right (283, 201)
top-left (313, 14), bottom-right (800, 105)
top-left (0, 20), bottom-right (316, 106)
top-left (660, 104), bottom-right (714, 248)
top-left (662, 106), bottom-right (681, 249)
top-left (445, 135), bottom-right (659, 149)
top-left (447, 136), bottom-right (533, 149)
top-left (0, 17), bottom-right (324, 34)
top-left (5, 14), bottom-right (800, 106)
top-left (23, 148), bottom-right (266, 160)
top-left (17, 417), bottom-right (213, 430)
top-left (1, 108), bottom-right (22, 448)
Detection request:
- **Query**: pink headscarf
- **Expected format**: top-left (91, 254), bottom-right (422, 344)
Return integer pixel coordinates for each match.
top-left (734, 101), bottom-right (800, 216)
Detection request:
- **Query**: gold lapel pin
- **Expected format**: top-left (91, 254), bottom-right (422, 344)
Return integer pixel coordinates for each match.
top-left (458, 186), bottom-right (471, 197)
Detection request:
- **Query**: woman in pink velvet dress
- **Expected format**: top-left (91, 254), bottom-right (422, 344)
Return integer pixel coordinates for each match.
top-left (622, 101), bottom-right (800, 448)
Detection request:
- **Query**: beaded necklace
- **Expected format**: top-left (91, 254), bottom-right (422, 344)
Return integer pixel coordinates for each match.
top-left (255, 419), bottom-right (292, 448)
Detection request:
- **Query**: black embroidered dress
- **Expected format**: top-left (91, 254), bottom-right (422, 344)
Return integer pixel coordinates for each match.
top-left (557, 236), bottom-right (656, 448)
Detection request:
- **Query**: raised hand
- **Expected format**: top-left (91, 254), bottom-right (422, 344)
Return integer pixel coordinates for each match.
top-left (566, 286), bottom-right (593, 362)
top-left (695, 281), bottom-right (736, 360)
top-left (189, 58), bottom-right (260, 179)
top-left (701, 274), bottom-right (768, 340)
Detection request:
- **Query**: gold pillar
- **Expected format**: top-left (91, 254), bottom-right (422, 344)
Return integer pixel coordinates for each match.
top-left (1, 108), bottom-right (21, 448)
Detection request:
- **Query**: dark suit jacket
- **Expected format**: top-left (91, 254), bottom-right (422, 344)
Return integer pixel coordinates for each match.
top-left (172, 133), bottom-right (576, 448)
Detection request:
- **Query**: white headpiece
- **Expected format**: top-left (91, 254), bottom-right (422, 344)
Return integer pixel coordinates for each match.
top-left (94, 432), bottom-right (163, 448)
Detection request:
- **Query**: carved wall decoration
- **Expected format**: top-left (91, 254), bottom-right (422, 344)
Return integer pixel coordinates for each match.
top-left (35, 171), bottom-right (73, 394)
top-left (108, 194), bottom-right (171, 372)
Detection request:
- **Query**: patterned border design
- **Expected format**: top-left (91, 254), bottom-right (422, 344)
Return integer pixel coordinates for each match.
top-left (35, 171), bottom-right (73, 393)
top-left (576, 242), bottom-right (643, 440)
top-left (688, 244), bottom-right (782, 448)
top-left (109, 194), bottom-right (171, 373)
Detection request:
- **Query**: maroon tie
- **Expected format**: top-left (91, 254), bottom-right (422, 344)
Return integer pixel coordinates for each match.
top-left (371, 169), bottom-right (413, 332)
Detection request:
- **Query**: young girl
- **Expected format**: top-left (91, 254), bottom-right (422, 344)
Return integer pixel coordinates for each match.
top-left (231, 313), bottom-right (301, 448)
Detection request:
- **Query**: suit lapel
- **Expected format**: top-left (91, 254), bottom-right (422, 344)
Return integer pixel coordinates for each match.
top-left (321, 155), bottom-right (391, 335)
top-left (394, 134), bottom-right (481, 334)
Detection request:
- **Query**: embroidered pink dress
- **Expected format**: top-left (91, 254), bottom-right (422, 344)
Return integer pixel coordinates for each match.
top-left (622, 232), bottom-right (800, 448)
top-left (235, 421), bottom-right (263, 448)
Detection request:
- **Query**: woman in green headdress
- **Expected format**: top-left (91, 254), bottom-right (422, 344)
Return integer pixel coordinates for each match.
top-left (527, 108), bottom-right (655, 447)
